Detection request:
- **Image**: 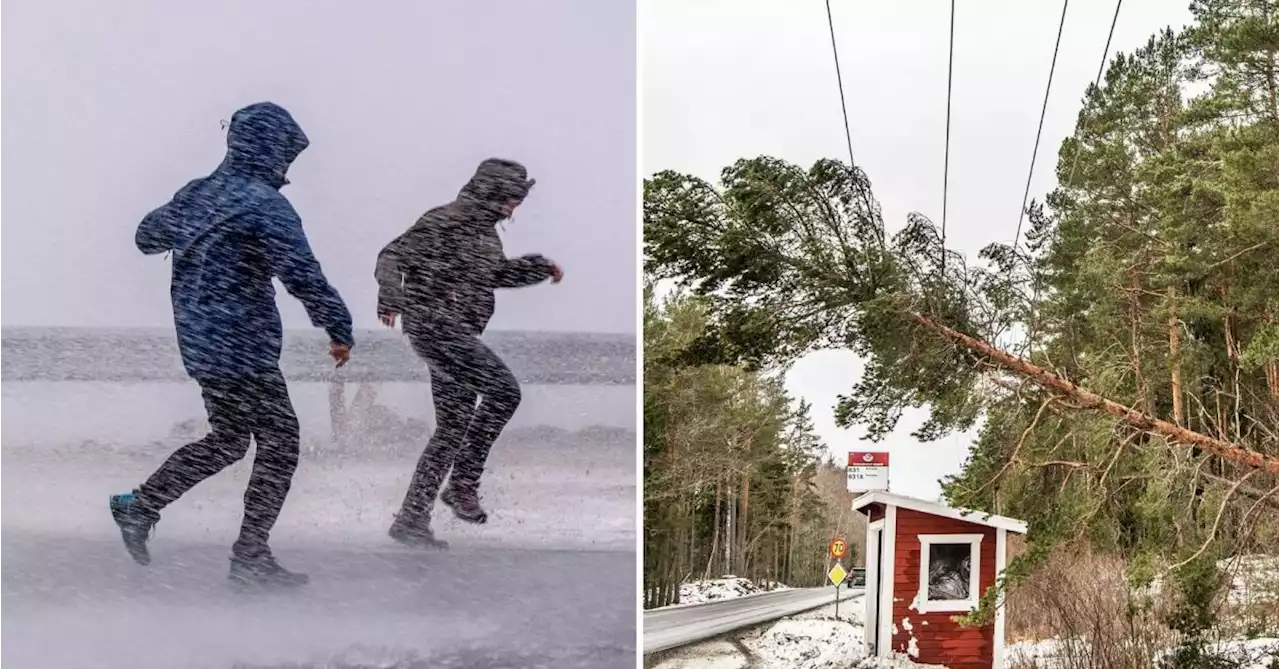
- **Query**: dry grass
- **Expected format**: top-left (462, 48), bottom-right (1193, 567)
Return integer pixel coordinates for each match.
top-left (1005, 546), bottom-right (1171, 669)
top-left (1003, 544), bottom-right (1279, 669)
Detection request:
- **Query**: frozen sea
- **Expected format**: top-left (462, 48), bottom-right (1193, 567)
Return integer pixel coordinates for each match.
top-left (1, 327), bottom-right (637, 669)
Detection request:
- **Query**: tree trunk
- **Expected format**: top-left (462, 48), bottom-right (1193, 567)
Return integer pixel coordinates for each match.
top-left (1267, 360), bottom-right (1279, 406)
top-left (723, 485), bottom-right (734, 576)
top-left (1127, 271), bottom-right (1153, 415)
top-left (787, 473), bottom-right (799, 584)
top-left (687, 496), bottom-right (697, 580)
top-left (705, 476), bottom-right (722, 579)
top-left (1168, 286), bottom-right (1185, 427)
top-left (1265, 313), bottom-right (1279, 405)
top-left (1266, 45), bottom-right (1280, 127)
top-left (907, 310), bottom-right (1280, 474)
top-left (737, 472), bottom-right (750, 576)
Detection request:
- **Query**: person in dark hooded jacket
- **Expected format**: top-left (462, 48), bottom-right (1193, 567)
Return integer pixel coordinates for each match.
top-left (109, 102), bottom-right (354, 587)
top-left (375, 158), bottom-right (562, 548)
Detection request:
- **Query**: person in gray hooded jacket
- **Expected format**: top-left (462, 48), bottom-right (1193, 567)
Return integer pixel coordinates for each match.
top-left (375, 158), bottom-right (562, 548)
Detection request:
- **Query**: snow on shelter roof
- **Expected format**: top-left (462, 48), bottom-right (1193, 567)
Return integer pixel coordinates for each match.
top-left (852, 490), bottom-right (1028, 534)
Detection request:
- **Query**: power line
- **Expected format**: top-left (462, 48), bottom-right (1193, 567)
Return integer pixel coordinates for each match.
top-left (1063, 0), bottom-right (1124, 191)
top-left (825, 0), bottom-right (856, 170)
top-left (1013, 0), bottom-right (1071, 250)
top-left (941, 0), bottom-right (957, 278)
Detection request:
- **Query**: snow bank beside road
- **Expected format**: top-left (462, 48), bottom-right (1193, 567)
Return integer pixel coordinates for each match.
top-left (651, 598), bottom-right (948, 669)
top-left (678, 577), bottom-right (790, 605)
top-left (751, 618), bottom-right (863, 669)
top-left (750, 596), bottom-right (947, 669)
top-left (751, 617), bottom-right (948, 669)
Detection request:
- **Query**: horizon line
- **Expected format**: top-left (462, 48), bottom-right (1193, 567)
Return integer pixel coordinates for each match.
top-left (0, 324), bottom-right (636, 338)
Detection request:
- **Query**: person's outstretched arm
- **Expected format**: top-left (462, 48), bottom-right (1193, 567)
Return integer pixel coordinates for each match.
top-left (494, 253), bottom-right (559, 288)
top-left (257, 195), bottom-right (355, 350)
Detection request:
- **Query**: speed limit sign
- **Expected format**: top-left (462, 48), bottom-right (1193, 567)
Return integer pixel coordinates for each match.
top-left (829, 537), bottom-right (848, 560)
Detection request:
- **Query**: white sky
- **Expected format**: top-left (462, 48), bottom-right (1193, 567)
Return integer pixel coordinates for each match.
top-left (2, 0), bottom-right (636, 334)
top-left (642, 0), bottom-right (1193, 499)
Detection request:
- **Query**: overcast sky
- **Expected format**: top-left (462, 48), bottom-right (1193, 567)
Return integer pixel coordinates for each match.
top-left (2, 0), bottom-right (636, 334)
top-left (642, 0), bottom-right (1193, 500)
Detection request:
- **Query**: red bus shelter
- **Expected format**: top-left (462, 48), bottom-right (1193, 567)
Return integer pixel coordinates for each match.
top-left (853, 491), bottom-right (1027, 669)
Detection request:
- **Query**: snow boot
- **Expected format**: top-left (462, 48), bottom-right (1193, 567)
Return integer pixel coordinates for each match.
top-left (440, 485), bottom-right (488, 525)
top-left (109, 491), bottom-right (160, 566)
top-left (388, 512), bottom-right (449, 550)
top-left (228, 552), bottom-right (309, 589)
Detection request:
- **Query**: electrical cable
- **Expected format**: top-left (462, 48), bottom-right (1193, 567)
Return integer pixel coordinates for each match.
top-left (1013, 0), bottom-right (1071, 250)
top-left (825, 0), bottom-right (857, 170)
top-left (940, 0), bottom-right (958, 280)
top-left (1063, 0), bottom-right (1124, 191)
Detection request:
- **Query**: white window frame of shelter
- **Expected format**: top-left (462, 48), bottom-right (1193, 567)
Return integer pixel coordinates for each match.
top-left (916, 533), bottom-right (984, 613)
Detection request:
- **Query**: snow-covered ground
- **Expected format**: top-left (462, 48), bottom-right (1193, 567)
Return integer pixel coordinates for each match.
top-left (1007, 636), bottom-right (1280, 668)
top-left (3, 440), bottom-right (634, 552)
top-left (677, 577), bottom-right (791, 606)
top-left (1198, 638), bottom-right (1280, 669)
top-left (1142, 554), bottom-right (1279, 605)
top-left (1220, 554), bottom-right (1279, 608)
top-left (752, 618), bottom-right (867, 668)
top-left (648, 550), bottom-right (1274, 668)
top-left (651, 594), bottom-right (946, 669)
top-left (2, 380), bottom-right (636, 669)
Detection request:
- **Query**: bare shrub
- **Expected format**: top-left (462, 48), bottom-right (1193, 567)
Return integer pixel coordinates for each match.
top-left (1005, 546), bottom-right (1171, 669)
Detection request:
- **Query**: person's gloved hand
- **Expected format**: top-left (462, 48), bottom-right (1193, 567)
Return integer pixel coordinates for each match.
top-left (330, 341), bottom-right (351, 368)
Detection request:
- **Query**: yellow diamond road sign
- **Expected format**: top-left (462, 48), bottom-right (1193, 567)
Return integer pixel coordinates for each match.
top-left (828, 563), bottom-right (847, 587)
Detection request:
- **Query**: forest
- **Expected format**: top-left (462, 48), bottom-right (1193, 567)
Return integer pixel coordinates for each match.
top-left (642, 0), bottom-right (1277, 657)
top-left (643, 285), bottom-right (866, 608)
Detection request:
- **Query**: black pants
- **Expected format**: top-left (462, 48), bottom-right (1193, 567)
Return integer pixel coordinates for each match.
top-left (135, 369), bottom-right (300, 557)
top-left (399, 330), bottom-right (522, 521)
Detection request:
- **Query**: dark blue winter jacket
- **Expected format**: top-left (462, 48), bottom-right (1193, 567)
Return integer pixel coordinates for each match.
top-left (136, 102), bottom-right (353, 381)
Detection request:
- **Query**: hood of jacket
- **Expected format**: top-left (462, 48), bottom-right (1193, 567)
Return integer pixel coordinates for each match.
top-left (219, 102), bottom-right (309, 190)
top-left (456, 158), bottom-right (535, 224)
top-left (135, 102), bottom-right (308, 255)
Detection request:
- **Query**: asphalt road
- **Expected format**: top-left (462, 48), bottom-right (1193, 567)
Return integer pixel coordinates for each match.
top-left (2, 532), bottom-right (635, 669)
top-left (643, 586), bottom-right (865, 654)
